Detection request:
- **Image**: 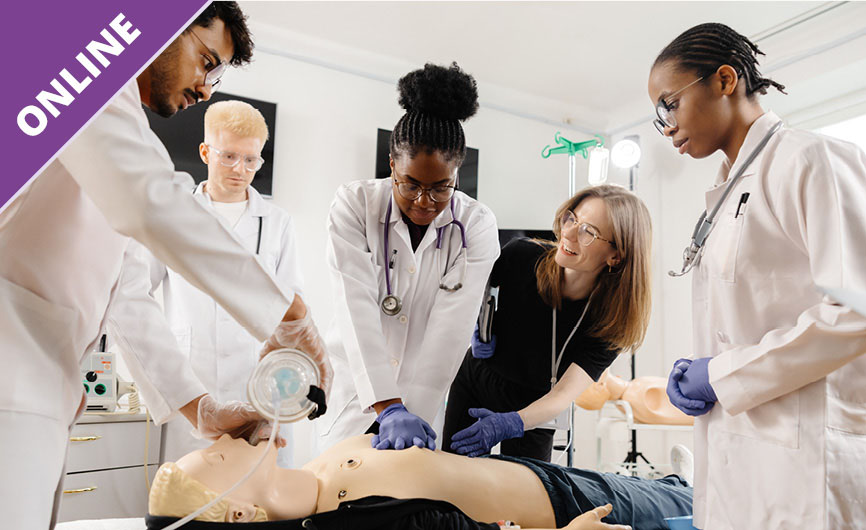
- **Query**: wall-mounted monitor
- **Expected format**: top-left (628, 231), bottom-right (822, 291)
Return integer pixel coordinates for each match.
top-left (144, 92), bottom-right (277, 197)
top-left (375, 128), bottom-right (478, 200)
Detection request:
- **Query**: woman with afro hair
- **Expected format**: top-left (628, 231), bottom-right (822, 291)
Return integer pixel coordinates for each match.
top-left (316, 63), bottom-right (501, 453)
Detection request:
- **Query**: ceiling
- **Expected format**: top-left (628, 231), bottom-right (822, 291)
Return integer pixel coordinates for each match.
top-left (240, 1), bottom-right (866, 134)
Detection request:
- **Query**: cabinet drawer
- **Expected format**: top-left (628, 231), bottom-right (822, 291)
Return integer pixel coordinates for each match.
top-left (68, 421), bottom-right (160, 472)
top-left (58, 465), bottom-right (158, 522)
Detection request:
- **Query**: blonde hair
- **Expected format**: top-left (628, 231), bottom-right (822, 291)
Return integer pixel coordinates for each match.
top-left (149, 463), bottom-right (268, 523)
top-left (204, 100), bottom-right (269, 144)
top-left (535, 184), bottom-right (653, 352)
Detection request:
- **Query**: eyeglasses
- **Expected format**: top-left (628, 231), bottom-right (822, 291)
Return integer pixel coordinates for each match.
top-left (559, 210), bottom-right (615, 247)
top-left (206, 145), bottom-right (265, 172)
top-left (652, 76), bottom-right (704, 135)
top-left (190, 30), bottom-right (227, 91)
top-left (392, 176), bottom-right (456, 203)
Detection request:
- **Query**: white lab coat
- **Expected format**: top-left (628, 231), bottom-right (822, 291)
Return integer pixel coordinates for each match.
top-left (315, 178), bottom-right (500, 451)
top-left (690, 112), bottom-right (866, 529)
top-left (0, 81), bottom-right (293, 525)
top-left (154, 183), bottom-right (303, 465)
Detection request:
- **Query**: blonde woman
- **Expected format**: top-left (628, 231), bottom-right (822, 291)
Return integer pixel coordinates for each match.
top-left (444, 185), bottom-right (652, 461)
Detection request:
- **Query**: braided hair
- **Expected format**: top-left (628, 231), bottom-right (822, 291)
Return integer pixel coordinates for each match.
top-left (390, 62), bottom-right (479, 165)
top-left (654, 23), bottom-right (786, 97)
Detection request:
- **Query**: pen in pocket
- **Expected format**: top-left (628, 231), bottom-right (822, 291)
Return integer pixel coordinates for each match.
top-left (735, 192), bottom-right (750, 218)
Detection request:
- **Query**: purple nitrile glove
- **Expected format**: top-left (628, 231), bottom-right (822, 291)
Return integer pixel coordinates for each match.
top-left (450, 408), bottom-right (524, 457)
top-left (471, 325), bottom-right (497, 359)
top-left (371, 404), bottom-right (436, 451)
top-left (678, 357), bottom-right (717, 403)
top-left (666, 359), bottom-right (714, 417)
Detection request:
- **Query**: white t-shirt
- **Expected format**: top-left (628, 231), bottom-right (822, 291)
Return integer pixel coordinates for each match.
top-left (210, 200), bottom-right (248, 228)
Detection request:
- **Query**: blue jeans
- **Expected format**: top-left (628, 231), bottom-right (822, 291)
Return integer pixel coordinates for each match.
top-left (491, 455), bottom-right (693, 529)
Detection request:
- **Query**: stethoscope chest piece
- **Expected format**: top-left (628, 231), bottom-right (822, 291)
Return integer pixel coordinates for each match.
top-left (381, 294), bottom-right (402, 316)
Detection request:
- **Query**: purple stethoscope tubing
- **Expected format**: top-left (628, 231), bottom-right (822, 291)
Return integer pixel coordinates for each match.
top-left (382, 198), bottom-right (468, 312)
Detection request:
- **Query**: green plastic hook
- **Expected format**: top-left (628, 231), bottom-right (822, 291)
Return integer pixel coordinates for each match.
top-left (541, 133), bottom-right (605, 159)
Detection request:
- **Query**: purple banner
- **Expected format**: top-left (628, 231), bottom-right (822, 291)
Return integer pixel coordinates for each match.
top-left (1, 0), bottom-right (209, 211)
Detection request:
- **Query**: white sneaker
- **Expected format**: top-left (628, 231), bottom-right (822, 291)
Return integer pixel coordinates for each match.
top-left (670, 444), bottom-right (694, 486)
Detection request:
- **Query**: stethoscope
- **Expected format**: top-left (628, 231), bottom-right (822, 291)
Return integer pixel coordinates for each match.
top-left (669, 121), bottom-right (783, 278)
top-left (194, 184), bottom-right (263, 254)
top-left (381, 198), bottom-right (468, 316)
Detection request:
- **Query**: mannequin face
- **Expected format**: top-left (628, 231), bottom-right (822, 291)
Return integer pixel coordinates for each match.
top-left (175, 435), bottom-right (318, 520)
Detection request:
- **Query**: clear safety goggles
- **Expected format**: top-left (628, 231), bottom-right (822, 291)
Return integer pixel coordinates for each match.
top-left (206, 145), bottom-right (265, 172)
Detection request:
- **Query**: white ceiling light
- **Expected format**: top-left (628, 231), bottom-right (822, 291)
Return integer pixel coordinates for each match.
top-left (611, 138), bottom-right (641, 169)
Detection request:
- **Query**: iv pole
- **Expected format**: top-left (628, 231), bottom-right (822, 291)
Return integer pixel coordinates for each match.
top-left (542, 132), bottom-right (605, 197)
top-left (541, 132), bottom-right (604, 468)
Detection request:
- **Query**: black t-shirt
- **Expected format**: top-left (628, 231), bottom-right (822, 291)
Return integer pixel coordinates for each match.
top-left (145, 496), bottom-right (500, 530)
top-left (485, 238), bottom-right (618, 393)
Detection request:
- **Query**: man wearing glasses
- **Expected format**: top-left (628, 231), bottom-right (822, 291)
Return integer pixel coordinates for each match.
top-left (131, 100), bottom-right (305, 468)
top-left (0, 4), bottom-right (330, 527)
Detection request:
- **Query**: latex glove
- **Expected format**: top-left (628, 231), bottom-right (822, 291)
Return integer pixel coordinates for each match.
top-left (678, 357), bottom-right (717, 403)
top-left (260, 310), bottom-right (334, 400)
top-left (450, 408), bottom-right (524, 457)
top-left (372, 404), bottom-right (437, 450)
top-left (666, 359), bottom-right (714, 416)
top-left (564, 504), bottom-right (632, 530)
top-left (196, 394), bottom-right (267, 441)
top-left (470, 324), bottom-right (497, 359)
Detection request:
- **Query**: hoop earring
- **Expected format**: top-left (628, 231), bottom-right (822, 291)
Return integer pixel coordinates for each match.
top-left (608, 264), bottom-right (612, 274)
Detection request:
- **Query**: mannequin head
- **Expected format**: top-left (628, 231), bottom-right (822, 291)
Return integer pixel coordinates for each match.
top-left (574, 373), bottom-right (693, 426)
top-left (151, 434), bottom-right (318, 522)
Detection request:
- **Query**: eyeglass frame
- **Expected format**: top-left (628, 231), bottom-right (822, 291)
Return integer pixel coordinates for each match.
top-left (559, 210), bottom-right (615, 248)
top-left (652, 76), bottom-right (705, 135)
top-left (204, 144), bottom-right (266, 173)
top-left (189, 29), bottom-right (227, 91)
top-left (391, 174), bottom-right (457, 203)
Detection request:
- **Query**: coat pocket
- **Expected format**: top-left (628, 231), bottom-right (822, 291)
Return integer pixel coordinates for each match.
top-left (717, 389), bottom-right (800, 449)
top-left (170, 326), bottom-right (191, 356)
top-left (705, 206), bottom-right (746, 283)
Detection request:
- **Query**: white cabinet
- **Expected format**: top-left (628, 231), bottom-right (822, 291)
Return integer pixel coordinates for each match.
top-left (58, 413), bottom-right (162, 523)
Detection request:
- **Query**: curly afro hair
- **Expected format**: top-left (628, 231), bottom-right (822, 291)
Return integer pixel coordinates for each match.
top-left (390, 62), bottom-right (479, 165)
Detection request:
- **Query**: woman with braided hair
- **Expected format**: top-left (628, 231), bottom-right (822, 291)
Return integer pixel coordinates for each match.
top-left (649, 23), bottom-right (866, 529)
top-left (316, 63), bottom-right (501, 453)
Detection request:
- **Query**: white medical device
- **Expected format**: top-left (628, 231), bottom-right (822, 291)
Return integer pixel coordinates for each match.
top-left (82, 350), bottom-right (118, 412)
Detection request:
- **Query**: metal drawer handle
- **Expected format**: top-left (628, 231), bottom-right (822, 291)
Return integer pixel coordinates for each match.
top-left (63, 486), bottom-right (98, 494)
top-left (69, 435), bottom-right (102, 442)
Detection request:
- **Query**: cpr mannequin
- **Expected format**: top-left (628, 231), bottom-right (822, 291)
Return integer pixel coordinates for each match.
top-left (575, 372), bottom-right (693, 426)
top-left (150, 434), bottom-right (692, 529)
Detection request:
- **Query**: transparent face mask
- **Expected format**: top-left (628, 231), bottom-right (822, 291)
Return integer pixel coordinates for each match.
top-left (247, 348), bottom-right (320, 423)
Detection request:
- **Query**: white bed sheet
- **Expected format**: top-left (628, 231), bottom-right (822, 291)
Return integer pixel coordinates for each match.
top-left (57, 518), bottom-right (146, 530)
